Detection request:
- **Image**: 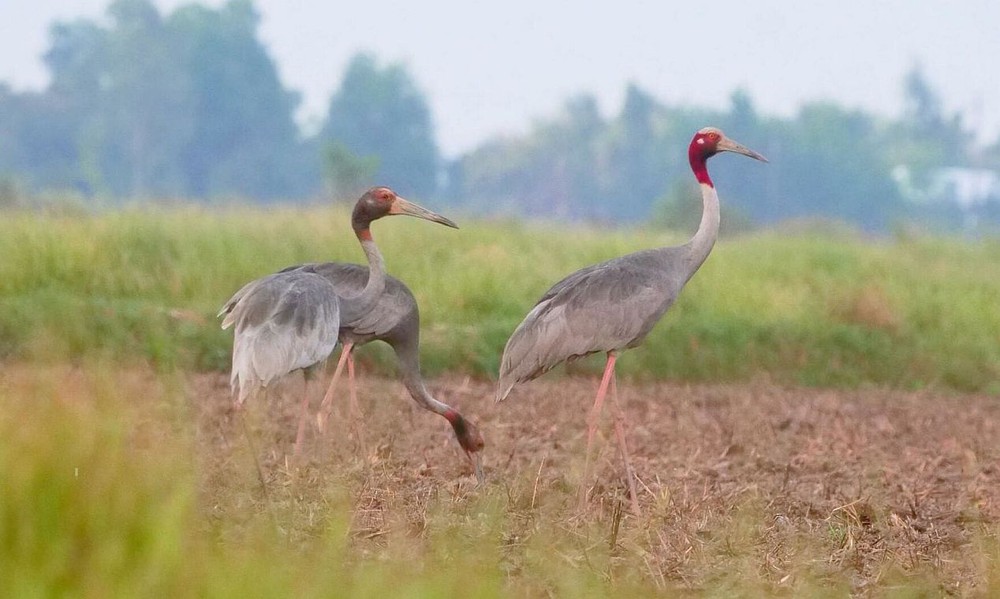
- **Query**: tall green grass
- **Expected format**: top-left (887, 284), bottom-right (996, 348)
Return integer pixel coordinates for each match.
top-left (1, 205), bottom-right (998, 391)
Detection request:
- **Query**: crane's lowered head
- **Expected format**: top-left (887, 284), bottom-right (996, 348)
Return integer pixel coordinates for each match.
top-left (352, 186), bottom-right (458, 234)
top-left (444, 410), bottom-right (485, 484)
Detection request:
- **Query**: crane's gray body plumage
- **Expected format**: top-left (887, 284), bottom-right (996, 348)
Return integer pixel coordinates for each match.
top-left (214, 187), bottom-right (481, 473)
top-left (495, 127), bottom-right (766, 407)
top-left (219, 271), bottom-right (341, 404)
top-left (283, 261), bottom-right (457, 418)
top-left (293, 258), bottom-right (485, 480)
top-left (280, 262), bottom-right (418, 350)
top-left (494, 128), bottom-right (766, 510)
top-left (219, 217), bottom-right (389, 409)
top-left (496, 244), bottom-right (704, 402)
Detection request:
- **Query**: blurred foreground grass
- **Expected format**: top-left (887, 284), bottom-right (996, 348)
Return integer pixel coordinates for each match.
top-left (0, 362), bottom-right (506, 597)
top-left (4, 362), bottom-right (997, 597)
top-left (0, 205), bottom-right (998, 391)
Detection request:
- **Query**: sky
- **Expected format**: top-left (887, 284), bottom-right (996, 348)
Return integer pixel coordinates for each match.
top-left (2, 0), bottom-right (998, 157)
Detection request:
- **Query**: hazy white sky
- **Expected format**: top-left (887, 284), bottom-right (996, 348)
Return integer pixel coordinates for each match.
top-left (2, 0), bottom-right (997, 156)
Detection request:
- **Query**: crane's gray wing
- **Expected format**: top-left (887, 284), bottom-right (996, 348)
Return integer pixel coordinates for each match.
top-left (283, 262), bottom-right (416, 339)
top-left (220, 271), bottom-right (341, 403)
top-left (496, 250), bottom-right (683, 402)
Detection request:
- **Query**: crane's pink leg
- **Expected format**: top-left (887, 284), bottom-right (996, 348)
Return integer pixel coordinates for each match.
top-left (609, 373), bottom-right (641, 515)
top-left (316, 342), bottom-right (353, 433)
top-left (292, 375), bottom-right (312, 460)
top-left (579, 351), bottom-right (617, 510)
top-left (345, 350), bottom-right (368, 456)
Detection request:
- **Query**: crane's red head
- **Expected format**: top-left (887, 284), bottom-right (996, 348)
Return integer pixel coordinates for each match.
top-left (688, 127), bottom-right (768, 187)
top-left (351, 186), bottom-right (459, 239)
top-left (444, 409), bottom-right (485, 484)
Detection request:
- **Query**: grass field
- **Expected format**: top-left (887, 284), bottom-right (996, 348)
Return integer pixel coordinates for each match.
top-left (1, 204), bottom-right (999, 390)
top-left (2, 203), bottom-right (999, 596)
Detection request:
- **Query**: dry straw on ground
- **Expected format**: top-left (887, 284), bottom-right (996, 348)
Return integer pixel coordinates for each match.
top-left (186, 365), bottom-right (1000, 595)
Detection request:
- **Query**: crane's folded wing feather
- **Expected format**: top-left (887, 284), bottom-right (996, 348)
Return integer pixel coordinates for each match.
top-left (220, 272), bottom-right (341, 403)
top-left (280, 262), bottom-right (416, 339)
top-left (496, 250), bottom-right (684, 402)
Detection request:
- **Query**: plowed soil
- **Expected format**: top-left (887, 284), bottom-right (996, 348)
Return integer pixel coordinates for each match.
top-left (190, 368), bottom-right (1000, 595)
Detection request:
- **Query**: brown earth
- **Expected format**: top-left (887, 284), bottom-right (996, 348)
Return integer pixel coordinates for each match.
top-left (187, 368), bottom-right (1000, 595)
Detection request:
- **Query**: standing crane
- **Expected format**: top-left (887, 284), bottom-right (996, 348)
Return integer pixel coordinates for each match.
top-left (495, 128), bottom-right (767, 513)
top-left (281, 262), bottom-right (485, 483)
top-left (218, 188), bottom-right (480, 474)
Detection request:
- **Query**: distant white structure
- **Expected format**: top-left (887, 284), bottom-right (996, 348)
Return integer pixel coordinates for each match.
top-left (892, 165), bottom-right (1000, 231)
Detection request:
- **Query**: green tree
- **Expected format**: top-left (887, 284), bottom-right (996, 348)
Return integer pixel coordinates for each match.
top-left (2, 0), bottom-right (316, 201)
top-left (446, 94), bottom-right (607, 219)
top-left (323, 141), bottom-right (379, 201)
top-left (770, 102), bottom-right (902, 229)
top-left (0, 20), bottom-right (105, 193)
top-left (610, 83), bottom-right (662, 220)
top-left (321, 54), bottom-right (440, 198)
top-left (0, 86), bottom-right (80, 191)
top-left (90, 0), bottom-right (195, 197)
top-left (449, 87), bottom-right (919, 232)
top-left (170, 0), bottom-right (315, 200)
top-left (887, 66), bottom-right (968, 185)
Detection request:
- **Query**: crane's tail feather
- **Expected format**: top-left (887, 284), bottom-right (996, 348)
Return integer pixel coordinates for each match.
top-left (218, 277), bottom-right (268, 328)
top-left (497, 300), bottom-right (603, 403)
top-left (494, 380), bottom-right (514, 404)
top-left (494, 326), bottom-right (552, 403)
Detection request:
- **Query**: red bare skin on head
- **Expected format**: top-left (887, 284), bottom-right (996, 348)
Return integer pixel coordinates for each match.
top-left (352, 186), bottom-right (398, 232)
top-left (372, 187), bottom-right (395, 204)
top-left (444, 409), bottom-right (485, 453)
top-left (356, 228), bottom-right (373, 242)
top-left (688, 130), bottom-right (721, 187)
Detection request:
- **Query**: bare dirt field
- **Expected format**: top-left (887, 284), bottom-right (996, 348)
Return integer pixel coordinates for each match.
top-left (188, 368), bottom-right (1000, 595)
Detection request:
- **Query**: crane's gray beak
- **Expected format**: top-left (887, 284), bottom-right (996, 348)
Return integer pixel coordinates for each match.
top-left (470, 451), bottom-right (485, 485)
top-left (718, 137), bottom-right (769, 163)
top-left (389, 197), bottom-right (459, 228)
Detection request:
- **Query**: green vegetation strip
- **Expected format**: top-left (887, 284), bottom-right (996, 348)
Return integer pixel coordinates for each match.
top-left (1, 205), bottom-right (998, 392)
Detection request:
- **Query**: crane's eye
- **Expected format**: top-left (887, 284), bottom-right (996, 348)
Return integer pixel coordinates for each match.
top-left (708, 132), bottom-right (719, 141)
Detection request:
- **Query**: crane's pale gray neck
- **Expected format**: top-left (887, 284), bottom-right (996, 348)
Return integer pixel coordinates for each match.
top-left (340, 235), bottom-right (387, 320)
top-left (396, 346), bottom-right (452, 416)
top-left (400, 362), bottom-right (479, 460)
top-left (394, 315), bottom-right (482, 476)
top-left (683, 182), bottom-right (720, 277)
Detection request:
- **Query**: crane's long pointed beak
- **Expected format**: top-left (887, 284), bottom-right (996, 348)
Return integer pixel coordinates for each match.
top-left (718, 137), bottom-right (769, 163)
top-left (471, 451), bottom-right (485, 485)
top-left (390, 197), bottom-right (459, 228)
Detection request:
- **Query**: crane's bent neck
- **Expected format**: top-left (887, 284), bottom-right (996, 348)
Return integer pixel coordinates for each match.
top-left (398, 358), bottom-right (476, 451)
top-left (397, 347), bottom-right (453, 417)
top-left (342, 230), bottom-right (386, 316)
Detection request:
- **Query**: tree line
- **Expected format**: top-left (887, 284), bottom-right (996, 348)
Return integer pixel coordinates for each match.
top-left (2, 0), bottom-right (998, 233)
top-left (0, 0), bottom-right (439, 203)
top-left (447, 76), bottom-right (1000, 233)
